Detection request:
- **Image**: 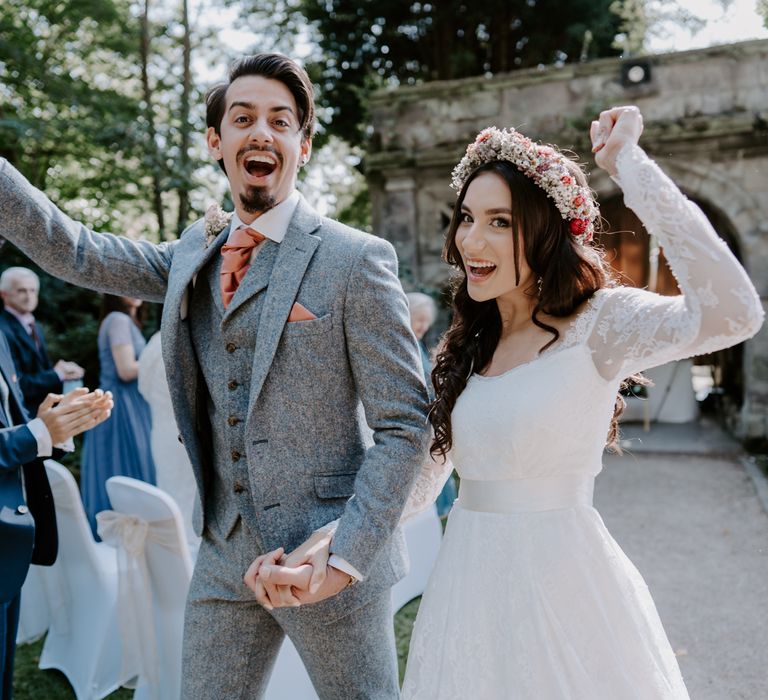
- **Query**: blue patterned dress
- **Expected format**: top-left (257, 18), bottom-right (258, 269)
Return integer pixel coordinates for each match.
top-left (80, 311), bottom-right (156, 535)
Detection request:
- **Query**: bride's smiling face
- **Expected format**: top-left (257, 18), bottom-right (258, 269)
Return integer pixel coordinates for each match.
top-left (455, 171), bottom-right (534, 303)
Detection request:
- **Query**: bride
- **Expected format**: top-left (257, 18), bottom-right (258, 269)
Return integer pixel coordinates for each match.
top-left (251, 106), bottom-right (763, 698)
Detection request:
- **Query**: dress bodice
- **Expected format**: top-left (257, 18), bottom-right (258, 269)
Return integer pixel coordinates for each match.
top-left (451, 340), bottom-right (615, 482)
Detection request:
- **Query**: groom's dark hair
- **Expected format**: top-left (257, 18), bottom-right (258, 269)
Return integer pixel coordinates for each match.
top-left (205, 53), bottom-right (316, 144)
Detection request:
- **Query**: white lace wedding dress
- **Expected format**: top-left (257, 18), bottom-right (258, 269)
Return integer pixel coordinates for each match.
top-left (400, 145), bottom-right (764, 699)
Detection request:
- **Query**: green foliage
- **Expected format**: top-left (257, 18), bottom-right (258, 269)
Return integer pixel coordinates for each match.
top-left (0, 0), bottom-right (147, 229)
top-left (335, 182), bottom-right (371, 231)
top-left (0, 0), bottom-right (209, 237)
top-left (759, 0), bottom-right (768, 28)
top-left (232, 0), bottom-right (623, 146)
top-left (394, 597), bottom-right (421, 682)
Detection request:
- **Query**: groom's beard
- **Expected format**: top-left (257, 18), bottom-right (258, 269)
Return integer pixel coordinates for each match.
top-left (239, 187), bottom-right (276, 213)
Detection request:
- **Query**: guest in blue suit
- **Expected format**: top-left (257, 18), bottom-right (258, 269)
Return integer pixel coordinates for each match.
top-left (0, 267), bottom-right (85, 414)
top-left (0, 332), bottom-right (112, 700)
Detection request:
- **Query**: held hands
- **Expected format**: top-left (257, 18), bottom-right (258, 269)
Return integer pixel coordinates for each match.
top-left (37, 387), bottom-right (113, 444)
top-left (590, 105), bottom-right (644, 177)
top-left (243, 529), bottom-right (351, 610)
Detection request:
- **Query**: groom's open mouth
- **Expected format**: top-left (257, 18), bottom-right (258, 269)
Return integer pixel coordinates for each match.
top-left (242, 153), bottom-right (279, 181)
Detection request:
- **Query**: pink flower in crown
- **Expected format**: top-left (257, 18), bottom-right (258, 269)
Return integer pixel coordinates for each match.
top-left (203, 204), bottom-right (232, 248)
top-left (476, 129), bottom-right (494, 144)
top-left (572, 194), bottom-right (585, 207)
top-left (561, 175), bottom-right (573, 185)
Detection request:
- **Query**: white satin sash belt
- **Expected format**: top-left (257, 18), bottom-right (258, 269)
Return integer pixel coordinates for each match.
top-left (97, 510), bottom-right (180, 700)
top-left (458, 474), bottom-right (595, 513)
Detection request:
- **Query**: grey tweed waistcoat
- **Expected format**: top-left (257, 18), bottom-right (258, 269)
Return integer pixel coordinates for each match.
top-left (189, 240), bottom-right (279, 542)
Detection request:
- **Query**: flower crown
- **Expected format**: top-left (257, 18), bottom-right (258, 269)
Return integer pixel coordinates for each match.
top-left (451, 126), bottom-right (599, 245)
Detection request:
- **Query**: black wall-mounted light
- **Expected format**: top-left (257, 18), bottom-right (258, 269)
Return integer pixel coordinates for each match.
top-left (621, 59), bottom-right (653, 88)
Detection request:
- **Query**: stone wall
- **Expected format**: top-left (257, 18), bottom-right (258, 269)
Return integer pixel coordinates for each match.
top-left (367, 39), bottom-right (768, 438)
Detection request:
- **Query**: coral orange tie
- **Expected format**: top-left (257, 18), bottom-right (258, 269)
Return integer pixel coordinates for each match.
top-left (220, 225), bottom-right (266, 308)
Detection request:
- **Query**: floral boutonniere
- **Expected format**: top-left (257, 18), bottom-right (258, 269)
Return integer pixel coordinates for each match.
top-left (203, 204), bottom-right (232, 248)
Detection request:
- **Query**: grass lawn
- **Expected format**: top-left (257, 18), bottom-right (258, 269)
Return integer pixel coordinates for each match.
top-left (13, 598), bottom-right (422, 697)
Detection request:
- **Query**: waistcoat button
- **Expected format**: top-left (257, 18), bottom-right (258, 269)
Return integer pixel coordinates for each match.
top-left (231, 450), bottom-right (242, 462)
top-left (226, 342), bottom-right (237, 353)
top-left (228, 415), bottom-right (241, 427)
top-left (233, 481), bottom-right (245, 494)
top-left (227, 380), bottom-right (239, 391)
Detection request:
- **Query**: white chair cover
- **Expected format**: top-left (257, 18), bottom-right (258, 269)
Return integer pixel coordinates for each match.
top-left (40, 460), bottom-right (137, 700)
top-left (97, 512), bottom-right (178, 698)
top-left (16, 564), bottom-right (50, 644)
top-left (103, 477), bottom-right (193, 700)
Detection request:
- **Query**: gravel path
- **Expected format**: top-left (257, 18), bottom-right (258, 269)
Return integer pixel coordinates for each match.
top-left (595, 449), bottom-right (768, 699)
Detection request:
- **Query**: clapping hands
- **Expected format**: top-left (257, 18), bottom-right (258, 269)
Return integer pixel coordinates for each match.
top-left (37, 386), bottom-right (113, 444)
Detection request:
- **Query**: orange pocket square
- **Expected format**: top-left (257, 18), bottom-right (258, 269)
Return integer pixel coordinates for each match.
top-left (288, 302), bottom-right (317, 322)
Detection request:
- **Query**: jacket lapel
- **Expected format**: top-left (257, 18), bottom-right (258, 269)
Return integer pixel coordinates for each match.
top-left (2, 311), bottom-right (37, 357)
top-left (0, 363), bottom-right (11, 429)
top-left (162, 221), bottom-right (231, 445)
top-left (246, 198), bottom-right (322, 413)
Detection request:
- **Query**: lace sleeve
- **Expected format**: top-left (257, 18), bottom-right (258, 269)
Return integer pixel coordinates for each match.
top-left (399, 448), bottom-right (454, 523)
top-left (588, 145), bottom-right (764, 380)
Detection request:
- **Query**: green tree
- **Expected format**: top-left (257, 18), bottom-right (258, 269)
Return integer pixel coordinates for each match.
top-left (0, 0), bottom-right (151, 229)
top-left (0, 0), bottom-right (186, 414)
top-left (232, 0), bottom-right (623, 146)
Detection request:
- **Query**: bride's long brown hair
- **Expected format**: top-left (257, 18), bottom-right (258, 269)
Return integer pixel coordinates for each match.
top-left (429, 160), bottom-right (643, 459)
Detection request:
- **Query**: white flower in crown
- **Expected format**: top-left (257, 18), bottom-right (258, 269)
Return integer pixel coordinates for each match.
top-left (451, 126), bottom-right (599, 245)
top-left (203, 204), bottom-right (232, 247)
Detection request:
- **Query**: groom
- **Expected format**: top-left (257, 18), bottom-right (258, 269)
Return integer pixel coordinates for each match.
top-left (0, 54), bottom-right (429, 698)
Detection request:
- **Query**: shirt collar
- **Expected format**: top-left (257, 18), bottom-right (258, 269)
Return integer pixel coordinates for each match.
top-left (229, 190), bottom-right (300, 244)
top-left (4, 306), bottom-right (35, 331)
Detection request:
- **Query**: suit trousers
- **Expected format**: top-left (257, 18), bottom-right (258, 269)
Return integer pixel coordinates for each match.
top-left (182, 518), bottom-right (400, 700)
top-left (1, 593), bottom-right (20, 700)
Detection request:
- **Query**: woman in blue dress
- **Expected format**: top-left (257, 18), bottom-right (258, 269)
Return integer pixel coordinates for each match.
top-left (80, 295), bottom-right (156, 535)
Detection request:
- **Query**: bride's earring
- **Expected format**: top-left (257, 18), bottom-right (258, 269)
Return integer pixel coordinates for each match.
top-left (537, 276), bottom-right (543, 298)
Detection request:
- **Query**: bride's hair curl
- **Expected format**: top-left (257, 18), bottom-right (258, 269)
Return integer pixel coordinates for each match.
top-left (429, 159), bottom-right (645, 459)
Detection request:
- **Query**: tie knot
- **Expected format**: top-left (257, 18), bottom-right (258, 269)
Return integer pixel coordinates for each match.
top-left (227, 225), bottom-right (266, 249)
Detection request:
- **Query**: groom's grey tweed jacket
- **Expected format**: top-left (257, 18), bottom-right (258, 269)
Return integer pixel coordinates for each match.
top-left (0, 160), bottom-right (430, 615)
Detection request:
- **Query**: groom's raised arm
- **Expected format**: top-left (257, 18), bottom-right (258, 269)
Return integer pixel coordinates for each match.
top-left (331, 235), bottom-right (431, 578)
top-left (0, 159), bottom-right (173, 302)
